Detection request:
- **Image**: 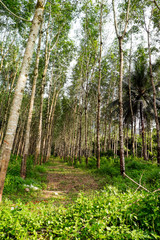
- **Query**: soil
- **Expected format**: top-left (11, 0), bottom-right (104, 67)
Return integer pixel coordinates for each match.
top-left (39, 158), bottom-right (100, 203)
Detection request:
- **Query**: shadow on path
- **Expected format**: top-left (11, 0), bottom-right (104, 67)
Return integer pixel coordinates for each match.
top-left (40, 158), bottom-right (100, 203)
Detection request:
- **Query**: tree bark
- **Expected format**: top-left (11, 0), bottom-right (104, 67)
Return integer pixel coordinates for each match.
top-left (0, 65), bottom-right (18, 147)
top-left (103, 117), bottom-right (107, 152)
top-left (128, 34), bottom-right (135, 156)
top-left (97, 2), bottom-right (103, 169)
top-left (126, 124), bottom-right (129, 158)
top-left (85, 94), bottom-right (88, 166)
top-left (45, 90), bottom-right (60, 162)
top-left (147, 30), bottom-right (160, 164)
top-left (140, 101), bottom-right (148, 160)
top-left (118, 37), bottom-right (125, 174)
top-left (35, 13), bottom-right (51, 164)
top-left (112, 0), bottom-right (131, 175)
top-left (0, 0), bottom-right (45, 202)
top-left (78, 107), bottom-right (82, 164)
top-left (21, 19), bottom-right (43, 178)
top-left (74, 110), bottom-right (79, 164)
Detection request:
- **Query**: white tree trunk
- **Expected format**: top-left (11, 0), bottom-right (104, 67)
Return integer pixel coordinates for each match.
top-left (0, 0), bottom-right (45, 202)
top-left (21, 19), bottom-right (43, 178)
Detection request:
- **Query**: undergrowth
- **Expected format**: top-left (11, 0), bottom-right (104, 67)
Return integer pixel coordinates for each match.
top-left (3, 154), bottom-right (47, 201)
top-left (0, 187), bottom-right (159, 239)
top-left (72, 155), bottom-right (160, 192)
top-left (0, 154), bottom-right (160, 239)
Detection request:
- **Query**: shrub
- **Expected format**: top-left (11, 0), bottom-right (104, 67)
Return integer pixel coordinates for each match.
top-left (145, 168), bottom-right (160, 187)
top-left (3, 176), bottom-right (25, 194)
top-left (100, 150), bottom-right (114, 157)
top-left (34, 165), bottom-right (46, 173)
top-left (87, 156), bottom-right (97, 169)
top-left (126, 160), bottom-right (145, 170)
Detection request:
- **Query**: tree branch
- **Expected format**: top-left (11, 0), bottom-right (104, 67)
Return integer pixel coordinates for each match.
top-left (112, 0), bottom-right (119, 37)
top-left (153, 0), bottom-right (160, 10)
top-left (0, 0), bottom-right (32, 22)
top-left (122, 0), bottom-right (131, 38)
top-left (124, 173), bottom-right (151, 193)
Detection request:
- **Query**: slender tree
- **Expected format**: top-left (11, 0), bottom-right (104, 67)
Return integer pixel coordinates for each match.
top-left (143, 7), bottom-right (160, 164)
top-left (112, 0), bottom-right (131, 175)
top-left (0, 0), bottom-right (45, 202)
top-left (97, 1), bottom-right (103, 169)
top-left (20, 19), bottom-right (43, 178)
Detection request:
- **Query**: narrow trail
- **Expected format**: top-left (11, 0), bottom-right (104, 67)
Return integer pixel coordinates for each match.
top-left (39, 158), bottom-right (100, 203)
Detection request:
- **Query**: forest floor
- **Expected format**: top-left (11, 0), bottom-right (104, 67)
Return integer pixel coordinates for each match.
top-left (2, 157), bottom-right (160, 239)
top-left (37, 157), bottom-right (101, 204)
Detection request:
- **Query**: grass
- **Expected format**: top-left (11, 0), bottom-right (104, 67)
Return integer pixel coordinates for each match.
top-left (3, 155), bottom-right (47, 203)
top-left (0, 187), bottom-right (159, 239)
top-left (0, 154), bottom-right (160, 239)
top-left (76, 155), bottom-right (160, 193)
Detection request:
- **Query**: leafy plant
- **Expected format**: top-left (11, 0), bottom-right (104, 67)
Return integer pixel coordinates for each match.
top-left (0, 187), bottom-right (159, 239)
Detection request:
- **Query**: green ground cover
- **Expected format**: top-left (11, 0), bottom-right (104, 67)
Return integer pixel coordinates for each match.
top-left (0, 155), bottom-right (160, 239)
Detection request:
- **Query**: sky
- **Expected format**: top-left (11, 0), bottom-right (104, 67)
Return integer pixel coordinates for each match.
top-left (64, 0), bottom-right (116, 93)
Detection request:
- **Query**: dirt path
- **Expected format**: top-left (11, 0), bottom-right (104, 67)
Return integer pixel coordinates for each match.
top-left (40, 158), bottom-right (100, 203)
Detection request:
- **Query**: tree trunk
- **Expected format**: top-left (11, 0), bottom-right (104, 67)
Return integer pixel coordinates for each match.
top-left (112, 0), bottom-right (130, 174)
top-left (45, 91), bottom-right (59, 162)
top-left (0, 66), bottom-right (18, 147)
top-left (108, 121), bottom-right (111, 150)
top-left (16, 121), bottom-right (26, 159)
top-left (126, 124), bottom-right (129, 158)
top-left (35, 15), bottom-right (51, 164)
top-left (74, 111), bottom-right (79, 164)
top-left (118, 37), bottom-right (125, 174)
top-left (128, 34), bottom-right (135, 156)
top-left (12, 122), bottom-right (21, 155)
top-left (85, 96), bottom-right (88, 166)
top-left (114, 129), bottom-right (116, 156)
top-left (21, 19), bottom-right (43, 178)
top-left (78, 108), bottom-right (82, 164)
top-left (71, 104), bottom-right (77, 165)
top-left (0, 0), bottom-right (44, 202)
top-left (140, 101), bottom-right (148, 160)
top-left (150, 121), bottom-right (153, 155)
top-left (103, 117), bottom-right (107, 152)
top-left (147, 30), bottom-right (160, 164)
top-left (97, 2), bottom-right (103, 169)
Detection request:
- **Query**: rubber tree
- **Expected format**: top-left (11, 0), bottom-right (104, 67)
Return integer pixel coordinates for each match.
top-left (132, 0), bottom-right (160, 162)
top-left (96, 1), bottom-right (103, 169)
top-left (20, 19), bottom-right (43, 179)
top-left (35, 0), bottom-right (75, 164)
top-left (0, 0), bottom-right (45, 202)
top-left (43, 40), bottom-right (74, 162)
top-left (128, 32), bottom-right (135, 156)
top-left (143, 6), bottom-right (160, 164)
top-left (112, 0), bottom-right (131, 175)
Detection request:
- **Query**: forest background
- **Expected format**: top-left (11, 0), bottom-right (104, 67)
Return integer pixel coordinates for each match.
top-left (0, 0), bottom-right (160, 239)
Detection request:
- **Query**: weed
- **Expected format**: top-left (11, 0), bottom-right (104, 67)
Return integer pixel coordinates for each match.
top-left (0, 187), bottom-right (159, 239)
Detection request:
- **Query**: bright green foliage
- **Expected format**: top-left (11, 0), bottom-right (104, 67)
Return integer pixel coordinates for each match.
top-left (0, 0), bottom-right (34, 32)
top-left (87, 156), bottom-right (160, 192)
top-left (1, 156), bottom-right (160, 239)
top-left (3, 155), bottom-right (47, 196)
top-left (0, 187), bottom-right (159, 239)
top-left (70, 154), bottom-right (160, 193)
